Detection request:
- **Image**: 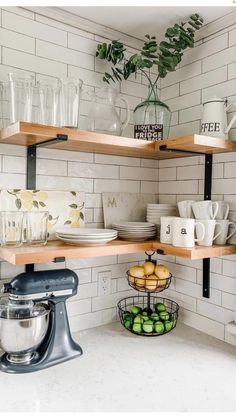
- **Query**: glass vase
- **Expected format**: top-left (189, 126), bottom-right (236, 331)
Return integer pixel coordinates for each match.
top-left (133, 84), bottom-right (171, 140)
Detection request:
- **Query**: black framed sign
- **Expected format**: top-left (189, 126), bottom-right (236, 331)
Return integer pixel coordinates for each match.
top-left (134, 124), bottom-right (163, 141)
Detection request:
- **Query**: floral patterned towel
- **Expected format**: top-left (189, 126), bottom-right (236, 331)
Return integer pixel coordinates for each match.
top-left (0, 190), bottom-right (85, 240)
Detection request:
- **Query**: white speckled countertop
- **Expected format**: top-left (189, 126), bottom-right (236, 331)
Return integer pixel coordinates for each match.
top-left (0, 321), bottom-right (236, 412)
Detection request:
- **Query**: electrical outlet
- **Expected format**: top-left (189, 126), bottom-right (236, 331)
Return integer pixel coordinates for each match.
top-left (98, 271), bottom-right (111, 296)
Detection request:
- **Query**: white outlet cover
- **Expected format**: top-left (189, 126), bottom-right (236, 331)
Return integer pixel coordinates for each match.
top-left (98, 271), bottom-right (111, 296)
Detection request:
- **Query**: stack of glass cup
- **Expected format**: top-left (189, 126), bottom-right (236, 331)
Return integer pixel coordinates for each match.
top-left (0, 211), bottom-right (49, 247)
top-left (1, 73), bottom-right (83, 129)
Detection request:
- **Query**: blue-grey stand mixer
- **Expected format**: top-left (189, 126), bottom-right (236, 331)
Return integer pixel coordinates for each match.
top-left (0, 268), bottom-right (82, 373)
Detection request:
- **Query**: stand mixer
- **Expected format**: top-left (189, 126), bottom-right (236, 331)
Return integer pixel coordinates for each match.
top-left (0, 268), bottom-right (82, 373)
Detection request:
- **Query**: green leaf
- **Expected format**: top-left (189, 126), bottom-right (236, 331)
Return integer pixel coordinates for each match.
top-left (15, 198), bottom-right (21, 209)
top-left (48, 214), bottom-right (53, 221)
top-left (32, 190), bottom-right (40, 193)
top-left (33, 200), bottom-right (39, 208)
top-left (69, 203), bottom-right (78, 209)
top-left (64, 220), bottom-right (72, 225)
top-left (80, 212), bottom-right (84, 221)
top-left (70, 191), bottom-right (76, 196)
top-left (39, 201), bottom-right (46, 207)
top-left (13, 189), bottom-right (21, 193)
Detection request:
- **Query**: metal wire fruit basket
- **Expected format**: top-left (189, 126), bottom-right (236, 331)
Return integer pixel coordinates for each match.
top-left (127, 270), bottom-right (172, 293)
top-left (117, 295), bottom-right (179, 337)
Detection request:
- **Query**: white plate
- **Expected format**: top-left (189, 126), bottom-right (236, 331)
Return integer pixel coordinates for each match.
top-left (112, 222), bottom-right (155, 228)
top-left (56, 228), bottom-right (117, 237)
top-left (57, 234), bottom-right (118, 241)
top-left (112, 226), bottom-right (156, 231)
top-left (57, 236), bottom-right (117, 245)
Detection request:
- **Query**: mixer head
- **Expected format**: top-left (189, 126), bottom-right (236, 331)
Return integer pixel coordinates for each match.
top-left (3, 268), bottom-right (78, 301)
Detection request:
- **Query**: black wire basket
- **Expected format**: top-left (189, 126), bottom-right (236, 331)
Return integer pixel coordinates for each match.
top-left (127, 270), bottom-right (172, 293)
top-left (117, 295), bottom-right (179, 337)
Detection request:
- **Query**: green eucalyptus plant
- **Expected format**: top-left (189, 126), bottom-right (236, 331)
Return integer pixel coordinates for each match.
top-left (96, 13), bottom-right (204, 88)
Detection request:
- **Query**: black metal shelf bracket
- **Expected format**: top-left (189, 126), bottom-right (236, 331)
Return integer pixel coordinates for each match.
top-left (159, 145), bottom-right (213, 299)
top-left (26, 134), bottom-right (68, 272)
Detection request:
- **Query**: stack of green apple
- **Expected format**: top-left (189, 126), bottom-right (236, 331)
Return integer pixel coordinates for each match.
top-left (122, 302), bottom-right (177, 335)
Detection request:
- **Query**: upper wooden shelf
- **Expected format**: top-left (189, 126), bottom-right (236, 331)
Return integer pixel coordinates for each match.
top-left (1, 122), bottom-right (236, 160)
top-left (0, 239), bottom-right (235, 265)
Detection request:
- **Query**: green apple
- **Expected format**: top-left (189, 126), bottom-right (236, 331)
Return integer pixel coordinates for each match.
top-left (150, 312), bottom-right (159, 322)
top-left (142, 311), bottom-right (148, 316)
top-left (133, 315), bottom-right (143, 324)
top-left (124, 319), bottom-right (132, 330)
top-left (143, 320), bottom-right (153, 333)
top-left (154, 303), bottom-right (167, 313)
top-left (142, 315), bottom-right (149, 322)
top-left (130, 306), bottom-right (142, 315)
top-left (122, 311), bottom-right (132, 322)
top-left (159, 311), bottom-right (170, 321)
top-left (133, 323), bottom-right (142, 333)
top-left (164, 321), bottom-right (172, 332)
top-left (154, 321), bottom-right (164, 334)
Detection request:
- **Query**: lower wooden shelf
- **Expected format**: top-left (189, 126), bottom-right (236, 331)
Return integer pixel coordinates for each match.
top-left (0, 239), bottom-right (235, 265)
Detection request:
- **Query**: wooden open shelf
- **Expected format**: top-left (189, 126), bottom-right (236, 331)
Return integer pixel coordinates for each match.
top-left (1, 122), bottom-right (236, 160)
top-left (0, 239), bottom-right (235, 265)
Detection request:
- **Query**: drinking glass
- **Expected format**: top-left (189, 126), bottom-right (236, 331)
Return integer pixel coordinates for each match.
top-left (0, 211), bottom-right (25, 247)
top-left (0, 81), bottom-right (10, 128)
top-left (59, 77), bottom-right (83, 128)
top-left (8, 72), bottom-right (34, 124)
top-left (26, 211), bottom-right (49, 246)
top-left (33, 79), bottom-right (59, 126)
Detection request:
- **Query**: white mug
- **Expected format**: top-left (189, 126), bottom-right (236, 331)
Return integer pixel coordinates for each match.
top-left (172, 218), bottom-right (205, 248)
top-left (177, 200), bottom-right (195, 218)
top-left (214, 201), bottom-right (229, 220)
top-left (213, 219), bottom-right (236, 245)
top-left (192, 201), bottom-right (219, 220)
top-left (196, 219), bottom-right (222, 246)
top-left (160, 216), bottom-right (179, 244)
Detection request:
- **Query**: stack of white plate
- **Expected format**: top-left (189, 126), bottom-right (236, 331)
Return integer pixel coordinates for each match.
top-left (56, 228), bottom-right (118, 246)
top-left (146, 204), bottom-right (177, 237)
top-left (111, 222), bottom-right (156, 241)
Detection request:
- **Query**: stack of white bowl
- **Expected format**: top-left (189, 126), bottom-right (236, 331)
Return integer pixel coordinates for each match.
top-left (112, 222), bottom-right (156, 241)
top-left (146, 204), bottom-right (177, 238)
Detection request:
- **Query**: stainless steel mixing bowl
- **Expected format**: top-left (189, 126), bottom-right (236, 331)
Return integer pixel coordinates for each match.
top-left (0, 303), bottom-right (50, 363)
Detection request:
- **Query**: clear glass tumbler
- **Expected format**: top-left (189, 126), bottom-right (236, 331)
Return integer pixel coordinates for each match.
top-left (26, 211), bottom-right (49, 246)
top-left (0, 81), bottom-right (10, 129)
top-left (33, 79), bottom-right (59, 126)
top-left (0, 211), bottom-right (25, 247)
top-left (59, 77), bottom-right (83, 128)
top-left (8, 72), bottom-right (34, 124)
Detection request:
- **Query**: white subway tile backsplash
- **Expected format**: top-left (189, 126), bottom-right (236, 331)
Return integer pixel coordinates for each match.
top-left (180, 33), bottom-right (228, 67)
top-left (37, 158), bottom-right (67, 176)
top-left (94, 179), bottom-right (140, 193)
top-left (197, 299), bottom-right (234, 325)
top-left (166, 91), bottom-right (201, 112)
top-left (67, 298), bottom-right (91, 317)
top-left (159, 180), bottom-right (198, 195)
top-left (36, 39), bottom-right (94, 70)
top-left (68, 32), bottom-right (97, 55)
top-left (224, 162), bottom-right (236, 178)
top-left (94, 153), bottom-right (140, 167)
top-left (180, 66), bottom-right (227, 95)
top-left (0, 27), bottom-right (35, 53)
top-left (162, 61), bottom-right (201, 88)
top-left (3, 47), bottom-right (67, 78)
top-left (159, 167), bottom-right (176, 181)
top-left (203, 45), bottom-right (236, 73)
top-left (181, 309), bottom-right (225, 341)
top-left (140, 181), bottom-right (158, 194)
top-left (179, 105), bottom-right (202, 124)
top-left (202, 79), bottom-right (236, 103)
top-left (161, 83), bottom-right (179, 101)
top-left (68, 161), bottom-right (119, 179)
top-left (222, 292), bottom-right (236, 310)
top-left (2, 10), bottom-right (67, 46)
top-left (37, 175), bottom-right (93, 192)
top-left (120, 166), bottom-right (157, 181)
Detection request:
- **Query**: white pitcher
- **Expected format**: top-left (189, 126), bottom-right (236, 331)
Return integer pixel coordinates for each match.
top-left (201, 96), bottom-right (236, 140)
